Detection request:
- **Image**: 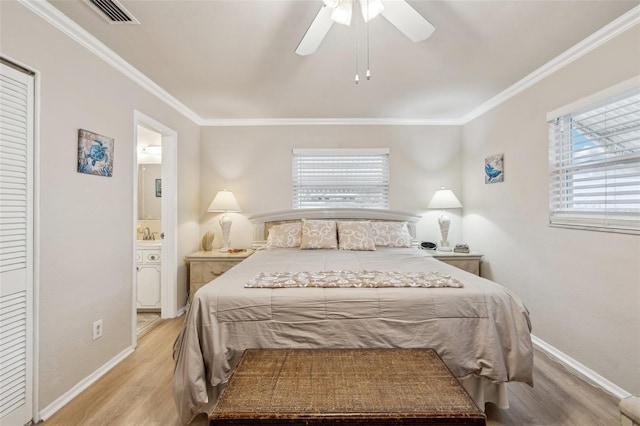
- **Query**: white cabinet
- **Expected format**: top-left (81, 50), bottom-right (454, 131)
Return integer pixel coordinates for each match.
top-left (137, 245), bottom-right (161, 310)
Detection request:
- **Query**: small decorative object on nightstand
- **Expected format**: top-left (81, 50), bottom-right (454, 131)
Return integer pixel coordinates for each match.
top-left (185, 249), bottom-right (254, 302)
top-left (201, 230), bottom-right (215, 251)
top-left (454, 244), bottom-right (469, 253)
top-left (420, 241), bottom-right (437, 250)
top-left (432, 250), bottom-right (483, 276)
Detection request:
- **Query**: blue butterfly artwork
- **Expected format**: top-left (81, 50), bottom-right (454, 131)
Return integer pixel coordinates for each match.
top-left (485, 154), bottom-right (504, 184)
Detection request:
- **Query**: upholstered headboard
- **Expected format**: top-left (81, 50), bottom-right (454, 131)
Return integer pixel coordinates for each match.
top-left (248, 208), bottom-right (420, 249)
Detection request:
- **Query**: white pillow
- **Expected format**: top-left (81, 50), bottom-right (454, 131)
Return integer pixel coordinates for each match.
top-left (370, 221), bottom-right (412, 247)
top-left (300, 220), bottom-right (338, 249)
top-left (337, 221), bottom-right (376, 251)
top-left (266, 222), bottom-right (302, 248)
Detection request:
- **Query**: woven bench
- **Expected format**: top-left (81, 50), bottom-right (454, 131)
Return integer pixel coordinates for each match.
top-left (210, 348), bottom-right (486, 425)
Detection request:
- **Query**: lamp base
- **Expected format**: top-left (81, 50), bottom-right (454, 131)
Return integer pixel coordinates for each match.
top-left (219, 213), bottom-right (232, 253)
top-left (438, 240), bottom-right (453, 252)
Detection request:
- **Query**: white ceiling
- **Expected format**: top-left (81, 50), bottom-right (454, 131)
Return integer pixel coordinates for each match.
top-left (48, 0), bottom-right (639, 122)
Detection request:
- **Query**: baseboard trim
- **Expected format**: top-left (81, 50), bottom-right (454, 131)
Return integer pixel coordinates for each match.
top-left (532, 334), bottom-right (631, 400)
top-left (38, 346), bottom-right (135, 421)
top-left (176, 305), bottom-right (187, 317)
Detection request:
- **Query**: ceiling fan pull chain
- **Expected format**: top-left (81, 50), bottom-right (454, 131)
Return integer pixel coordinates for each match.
top-left (354, 5), bottom-right (359, 84)
top-left (366, 0), bottom-right (371, 80)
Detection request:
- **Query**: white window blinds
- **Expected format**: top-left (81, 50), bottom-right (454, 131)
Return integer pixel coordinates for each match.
top-left (547, 81), bottom-right (640, 234)
top-left (292, 148), bottom-right (389, 209)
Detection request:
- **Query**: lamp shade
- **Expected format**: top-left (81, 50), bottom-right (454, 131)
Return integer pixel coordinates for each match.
top-left (427, 188), bottom-right (462, 209)
top-left (207, 190), bottom-right (241, 212)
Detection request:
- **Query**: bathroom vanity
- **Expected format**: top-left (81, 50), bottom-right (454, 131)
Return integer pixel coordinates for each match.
top-left (136, 242), bottom-right (161, 310)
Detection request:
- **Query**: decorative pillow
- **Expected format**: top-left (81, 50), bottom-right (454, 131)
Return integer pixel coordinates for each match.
top-left (266, 222), bottom-right (302, 248)
top-left (370, 221), bottom-right (412, 247)
top-left (300, 220), bottom-right (338, 249)
top-left (337, 221), bottom-right (376, 251)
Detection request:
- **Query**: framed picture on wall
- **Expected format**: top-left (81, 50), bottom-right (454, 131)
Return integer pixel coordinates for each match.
top-left (485, 154), bottom-right (504, 184)
top-left (77, 129), bottom-right (114, 177)
top-left (155, 178), bottom-right (162, 197)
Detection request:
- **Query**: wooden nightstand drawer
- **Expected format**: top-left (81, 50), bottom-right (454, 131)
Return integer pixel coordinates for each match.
top-left (431, 251), bottom-right (483, 276)
top-left (185, 250), bottom-right (254, 302)
top-left (191, 261), bottom-right (240, 282)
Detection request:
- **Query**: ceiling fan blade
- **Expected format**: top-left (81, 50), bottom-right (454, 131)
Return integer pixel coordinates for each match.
top-left (380, 0), bottom-right (435, 43)
top-left (295, 5), bottom-right (335, 56)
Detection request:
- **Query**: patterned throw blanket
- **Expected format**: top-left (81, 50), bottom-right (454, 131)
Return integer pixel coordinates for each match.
top-left (245, 270), bottom-right (464, 289)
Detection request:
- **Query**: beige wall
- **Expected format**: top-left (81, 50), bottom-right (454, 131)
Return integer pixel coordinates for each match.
top-left (1, 2), bottom-right (200, 410)
top-left (461, 27), bottom-right (640, 394)
top-left (199, 125), bottom-right (464, 249)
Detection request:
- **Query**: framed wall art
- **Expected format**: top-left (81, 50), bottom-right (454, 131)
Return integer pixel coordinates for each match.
top-left (77, 129), bottom-right (114, 177)
top-left (485, 153), bottom-right (504, 184)
top-left (155, 178), bottom-right (162, 197)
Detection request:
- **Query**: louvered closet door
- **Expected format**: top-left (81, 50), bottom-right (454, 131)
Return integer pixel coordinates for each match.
top-left (0, 63), bottom-right (34, 426)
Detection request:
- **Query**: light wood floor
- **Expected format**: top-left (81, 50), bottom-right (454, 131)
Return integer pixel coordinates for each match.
top-left (42, 317), bottom-right (621, 426)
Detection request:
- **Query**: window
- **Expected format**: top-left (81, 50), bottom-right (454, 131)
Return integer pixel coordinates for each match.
top-left (547, 79), bottom-right (640, 234)
top-left (292, 148), bottom-right (389, 209)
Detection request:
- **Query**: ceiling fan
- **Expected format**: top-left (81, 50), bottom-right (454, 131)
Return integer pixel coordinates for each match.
top-left (295, 0), bottom-right (435, 56)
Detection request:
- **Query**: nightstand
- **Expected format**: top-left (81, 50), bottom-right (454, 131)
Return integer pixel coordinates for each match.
top-left (185, 249), bottom-right (255, 302)
top-left (431, 251), bottom-right (483, 276)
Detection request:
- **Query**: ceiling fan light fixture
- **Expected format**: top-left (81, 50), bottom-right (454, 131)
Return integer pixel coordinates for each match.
top-left (322, 0), bottom-right (340, 9)
top-left (296, 0), bottom-right (436, 68)
top-left (360, 0), bottom-right (384, 22)
top-left (330, 0), bottom-right (353, 26)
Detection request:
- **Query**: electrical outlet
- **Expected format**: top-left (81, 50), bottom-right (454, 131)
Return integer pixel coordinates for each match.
top-left (92, 319), bottom-right (103, 340)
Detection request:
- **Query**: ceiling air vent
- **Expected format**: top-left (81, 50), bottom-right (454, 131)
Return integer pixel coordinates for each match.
top-left (83, 0), bottom-right (140, 24)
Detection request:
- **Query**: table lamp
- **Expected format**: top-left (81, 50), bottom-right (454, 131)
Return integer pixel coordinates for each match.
top-left (427, 187), bottom-right (462, 252)
top-left (207, 189), bottom-right (241, 252)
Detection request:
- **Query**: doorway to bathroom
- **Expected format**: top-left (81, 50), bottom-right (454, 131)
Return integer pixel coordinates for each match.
top-left (132, 111), bottom-right (178, 346)
top-left (136, 125), bottom-right (162, 336)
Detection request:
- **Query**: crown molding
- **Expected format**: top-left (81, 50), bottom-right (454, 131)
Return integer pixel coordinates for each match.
top-left (19, 1), bottom-right (640, 127)
top-left (18, 0), bottom-right (203, 125)
top-left (460, 4), bottom-right (640, 124)
top-left (199, 117), bottom-right (464, 126)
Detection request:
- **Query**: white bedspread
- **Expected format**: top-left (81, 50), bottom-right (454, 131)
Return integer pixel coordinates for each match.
top-left (173, 247), bottom-right (533, 425)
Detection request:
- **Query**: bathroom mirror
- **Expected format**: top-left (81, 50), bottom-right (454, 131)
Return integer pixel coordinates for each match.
top-left (138, 164), bottom-right (161, 220)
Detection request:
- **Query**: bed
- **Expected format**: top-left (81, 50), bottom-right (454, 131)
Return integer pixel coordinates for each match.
top-left (173, 209), bottom-right (533, 425)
